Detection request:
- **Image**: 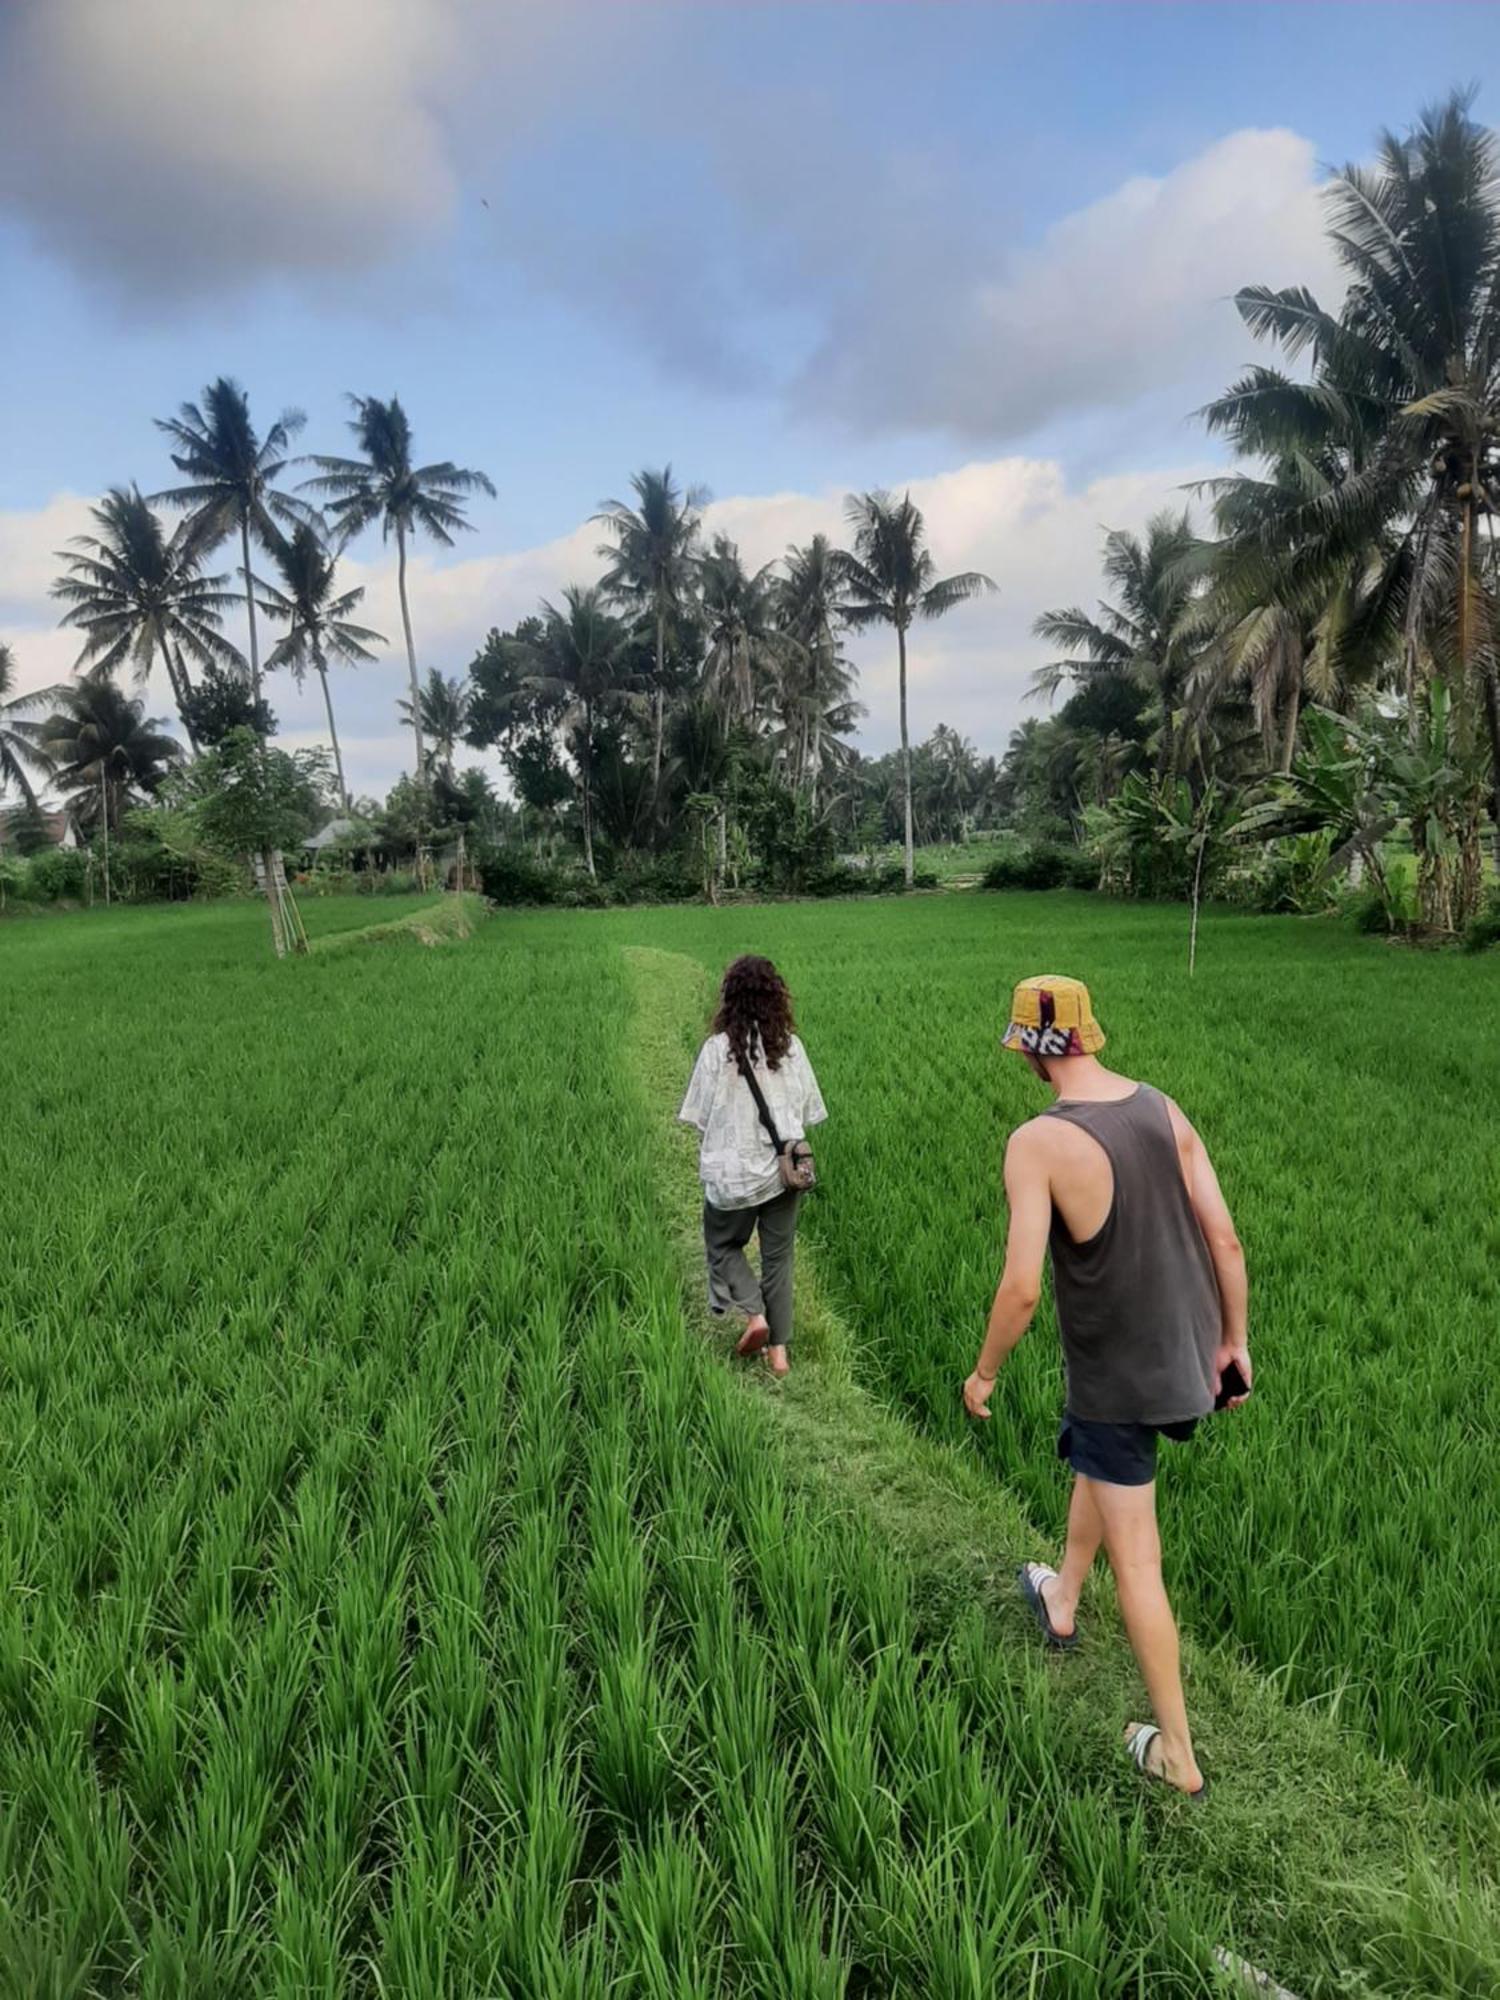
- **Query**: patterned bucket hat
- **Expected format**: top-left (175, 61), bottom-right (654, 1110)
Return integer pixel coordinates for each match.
top-left (1001, 975), bottom-right (1106, 1057)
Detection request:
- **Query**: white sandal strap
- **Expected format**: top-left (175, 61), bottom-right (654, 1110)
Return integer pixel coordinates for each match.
top-left (1127, 1724), bottom-right (1160, 1771)
top-left (1024, 1562), bottom-right (1058, 1586)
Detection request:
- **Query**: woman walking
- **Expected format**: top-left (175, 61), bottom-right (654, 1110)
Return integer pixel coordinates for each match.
top-left (678, 955), bottom-right (826, 1377)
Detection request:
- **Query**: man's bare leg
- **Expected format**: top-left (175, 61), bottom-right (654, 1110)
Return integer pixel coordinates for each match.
top-left (1092, 1478), bottom-right (1204, 1794)
top-left (1039, 1476), bottom-right (1103, 1640)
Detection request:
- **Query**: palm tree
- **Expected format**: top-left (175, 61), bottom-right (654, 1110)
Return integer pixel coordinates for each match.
top-left (509, 586), bottom-right (633, 878)
top-left (303, 395), bottom-right (495, 774)
top-left (51, 486), bottom-right (242, 753)
top-left (0, 643), bottom-right (56, 809)
top-left (698, 535), bottom-right (778, 728)
top-left (774, 535), bottom-right (860, 804)
top-left (153, 377), bottom-right (311, 729)
top-left (838, 491), bottom-right (994, 884)
top-left (257, 523), bottom-right (384, 808)
top-left (1204, 90), bottom-right (1500, 914)
top-left (1033, 511), bottom-right (1202, 781)
top-left (397, 669), bottom-right (470, 779)
top-left (594, 467), bottom-right (705, 808)
top-left (34, 678), bottom-right (182, 834)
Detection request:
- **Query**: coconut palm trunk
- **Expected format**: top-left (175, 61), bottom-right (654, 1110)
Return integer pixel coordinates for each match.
top-left (240, 515), bottom-right (302, 956)
top-left (312, 639), bottom-right (350, 809)
top-left (897, 622), bottom-right (914, 887)
top-left (651, 600), bottom-right (666, 805)
top-left (1279, 678), bottom-right (1301, 775)
top-left (581, 695), bottom-right (596, 879)
top-left (157, 637), bottom-right (199, 754)
top-left (396, 518), bottom-right (426, 775)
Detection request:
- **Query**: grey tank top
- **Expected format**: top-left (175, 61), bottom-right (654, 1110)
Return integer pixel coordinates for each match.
top-left (1045, 1085), bottom-right (1221, 1425)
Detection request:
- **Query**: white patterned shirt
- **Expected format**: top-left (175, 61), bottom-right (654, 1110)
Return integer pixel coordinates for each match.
top-left (677, 1032), bottom-right (827, 1211)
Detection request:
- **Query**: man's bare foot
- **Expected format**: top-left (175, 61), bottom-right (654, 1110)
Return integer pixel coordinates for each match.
top-left (735, 1316), bottom-right (771, 1358)
top-left (1123, 1722), bottom-right (1205, 1796)
top-left (1038, 1572), bottom-right (1077, 1641)
top-left (765, 1344), bottom-right (790, 1378)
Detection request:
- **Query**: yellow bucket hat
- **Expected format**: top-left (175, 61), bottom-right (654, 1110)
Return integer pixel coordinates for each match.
top-left (1001, 974), bottom-right (1106, 1057)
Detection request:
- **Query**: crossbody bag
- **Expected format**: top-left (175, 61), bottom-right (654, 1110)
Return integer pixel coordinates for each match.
top-left (737, 1053), bottom-right (817, 1193)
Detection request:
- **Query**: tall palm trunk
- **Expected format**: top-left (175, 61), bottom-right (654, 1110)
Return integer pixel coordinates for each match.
top-left (650, 598), bottom-right (666, 814)
top-left (157, 635), bottom-right (199, 754)
top-left (241, 517), bottom-right (264, 720)
top-left (897, 621), bottom-right (914, 887)
top-left (1455, 482), bottom-right (1485, 922)
top-left (242, 512), bottom-right (302, 956)
top-left (315, 642), bottom-right (350, 809)
top-left (581, 695), bottom-right (596, 880)
top-left (1278, 677), bottom-right (1301, 775)
top-left (396, 517), bottom-right (425, 775)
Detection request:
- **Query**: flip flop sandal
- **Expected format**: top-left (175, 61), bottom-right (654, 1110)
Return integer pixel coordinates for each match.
top-left (1126, 1723), bottom-right (1208, 1800)
top-left (735, 1323), bottom-right (771, 1358)
top-left (1018, 1562), bottom-right (1078, 1651)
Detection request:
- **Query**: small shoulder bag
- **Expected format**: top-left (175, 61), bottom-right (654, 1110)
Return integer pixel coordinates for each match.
top-left (737, 1053), bottom-right (817, 1192)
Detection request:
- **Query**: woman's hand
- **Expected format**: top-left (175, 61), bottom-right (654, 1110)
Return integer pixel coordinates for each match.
top-left (962, 1369), bottom-right (997, 1420)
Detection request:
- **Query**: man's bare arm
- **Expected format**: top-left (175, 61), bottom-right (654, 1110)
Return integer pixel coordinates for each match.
top-left (1178, 1111), bottom-right (1250, 1399)
top-left (963, 1126), bottom-right (1052, 1419)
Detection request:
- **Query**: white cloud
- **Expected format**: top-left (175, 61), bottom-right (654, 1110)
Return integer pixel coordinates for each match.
top-left (789, 128), bottom-right (1343, 441)
top-left (0, 454), bottom-right (1214, 804)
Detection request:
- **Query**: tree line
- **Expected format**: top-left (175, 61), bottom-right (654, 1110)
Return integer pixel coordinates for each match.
top-left (1003, 90), bottom-right (1500, 937)
top-left (4, 89), bottom-right (1499, 939)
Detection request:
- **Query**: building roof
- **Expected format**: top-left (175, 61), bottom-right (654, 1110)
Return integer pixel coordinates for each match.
top-left (305, 817), bottom-right (363, 851)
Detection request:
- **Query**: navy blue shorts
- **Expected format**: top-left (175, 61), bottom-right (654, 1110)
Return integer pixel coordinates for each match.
top-left (1057, 1412), bottom-right (1198, 1487)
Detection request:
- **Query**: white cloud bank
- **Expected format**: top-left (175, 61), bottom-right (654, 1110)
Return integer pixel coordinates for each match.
top-left (1, 451), bottom-right (1212, 801)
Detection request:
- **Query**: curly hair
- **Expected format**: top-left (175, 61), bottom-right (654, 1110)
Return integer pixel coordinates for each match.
top-left (712, 954), bottom-right (795, 1075)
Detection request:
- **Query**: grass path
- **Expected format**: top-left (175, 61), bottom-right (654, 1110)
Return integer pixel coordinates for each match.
top-left (623, 941), bottom-right (1500, 2000)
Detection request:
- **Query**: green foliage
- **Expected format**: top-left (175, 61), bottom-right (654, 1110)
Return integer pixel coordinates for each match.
top-left (189, 728), bottom-right (333, 858)
top-left (981, 843), bottom-right (1097, 892)
top-left (179, 663), bottom-right (276, 747)
top-left (1463, 889), bottom-right (1500, 953)
top-left (2, 798), bottom-right (61, 857)
top-left (21, 846), bottom-right (89, 901)
top-left (474, 846), bottom-right (561, 906)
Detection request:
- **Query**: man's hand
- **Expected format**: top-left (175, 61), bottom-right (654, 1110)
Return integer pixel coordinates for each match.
top-left (963, 1369), bottom-right (997, 1420)
top-left (1215, 1340), bottom-right (1253, 1407)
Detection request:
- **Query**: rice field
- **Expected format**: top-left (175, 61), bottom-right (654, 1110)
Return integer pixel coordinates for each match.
top-left (2, 893), bottom-right (1497, 1996)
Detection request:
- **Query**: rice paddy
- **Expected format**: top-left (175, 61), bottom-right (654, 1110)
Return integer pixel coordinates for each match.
top-left (2, 893), bottom-right (1497, 1996)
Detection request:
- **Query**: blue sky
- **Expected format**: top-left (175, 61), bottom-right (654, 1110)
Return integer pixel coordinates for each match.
top-left (3, 1), bottom-right (1497, 795)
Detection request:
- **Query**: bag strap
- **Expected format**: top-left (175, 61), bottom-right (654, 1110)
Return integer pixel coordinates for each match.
top-left (735, 1041), bottom-right (787, 1155)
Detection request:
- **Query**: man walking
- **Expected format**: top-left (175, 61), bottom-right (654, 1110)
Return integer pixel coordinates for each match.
top-left (963, 975), bottom-right (1250, 1797)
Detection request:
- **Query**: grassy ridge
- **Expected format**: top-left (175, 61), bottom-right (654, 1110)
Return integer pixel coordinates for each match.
top-left (596, 894), bottom-right (1500, 1797)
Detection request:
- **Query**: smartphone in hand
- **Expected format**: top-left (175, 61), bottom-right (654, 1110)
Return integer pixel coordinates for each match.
top-left (1214, 1359), bottom-right (1251, 1411)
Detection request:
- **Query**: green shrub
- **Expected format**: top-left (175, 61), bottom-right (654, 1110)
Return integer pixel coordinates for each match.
top-left (801, 862), bottom-right (871, 898)
top-left (607, 856), bottom-right (702, 904)
top-left (1463, 891), bottom-right (1500, 954)
top-left (475, 848), bottom-right (561, 906)
top-left (981, 842), bottom-right (1092, 891)
top-left (25, 848), bottom-right (90, 901)
top-left (1347, 887), bottom-right (1395, 935)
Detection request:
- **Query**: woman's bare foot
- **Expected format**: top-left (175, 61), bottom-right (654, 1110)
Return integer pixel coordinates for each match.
top-left (1123, 1722), bottom-right (1205, 1796)
top-left (765, 1344), bottom-right (790, 1377)
top-left (735, 1316), bottom-right (771, 1358)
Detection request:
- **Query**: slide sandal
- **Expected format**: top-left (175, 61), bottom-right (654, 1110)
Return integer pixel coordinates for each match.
top-left (1018, 1562), bottom-right (1078, 1651)
top-left (1126, 1723), bottom-right (1208, 1800)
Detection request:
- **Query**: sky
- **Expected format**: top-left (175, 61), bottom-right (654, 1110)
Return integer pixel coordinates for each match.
top-left (3, 0), bottom-right (1498, 801)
